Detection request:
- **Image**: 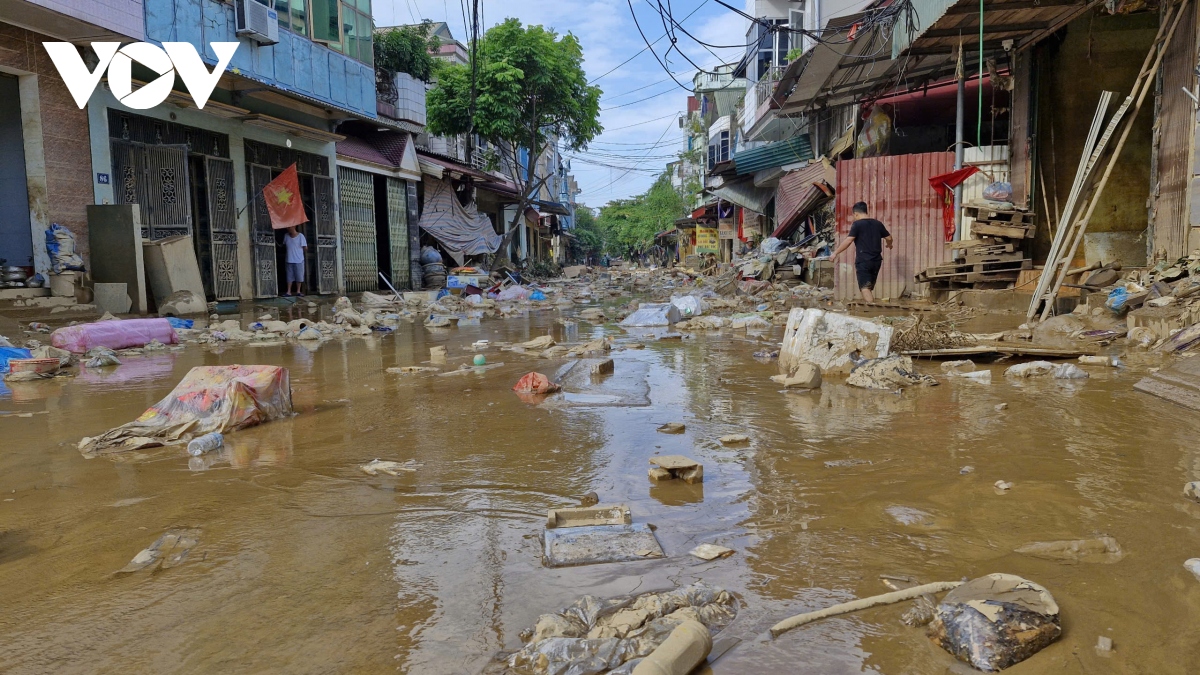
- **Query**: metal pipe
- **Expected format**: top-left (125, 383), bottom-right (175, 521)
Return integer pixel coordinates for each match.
top-left (954, 61), bottom-right (966, 241)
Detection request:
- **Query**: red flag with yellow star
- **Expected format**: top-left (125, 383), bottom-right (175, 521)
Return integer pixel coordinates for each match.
top-left (262, 163), bottom-right (308, 229)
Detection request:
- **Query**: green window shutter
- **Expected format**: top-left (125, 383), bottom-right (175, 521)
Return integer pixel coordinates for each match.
top-left (311, 0), bottom-right (341, 44)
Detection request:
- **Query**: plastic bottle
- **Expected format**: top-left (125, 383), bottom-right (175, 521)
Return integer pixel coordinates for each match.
top-left (187, 432), bottom-right (224, 456)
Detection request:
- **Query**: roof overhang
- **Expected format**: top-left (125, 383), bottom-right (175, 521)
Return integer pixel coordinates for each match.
top-left (777, 0), bottom-right (1096, 116)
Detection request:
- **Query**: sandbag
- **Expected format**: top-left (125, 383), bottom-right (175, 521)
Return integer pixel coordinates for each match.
top-left (52, 318), bottom-right (178, 353)
top-left (79, 365), bottom-right (292, 456)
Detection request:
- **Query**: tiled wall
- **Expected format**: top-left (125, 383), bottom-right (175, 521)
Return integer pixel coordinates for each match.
top-left (145, 0), bottom-right (377, 118)
top-left (28, 0), bottom-right (144, 40)
top-left (0, 23), bottom-right (93, 263)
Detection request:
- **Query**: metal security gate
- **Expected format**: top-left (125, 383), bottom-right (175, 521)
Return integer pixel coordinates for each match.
top-left (111, 140), bottom-right (192, 239)
top-left (337, 167), bottom-right (377, 292)
top-left (313, 175), bottom-right (337, 295)
top-left (205, 157), bottom-right (240, 299)
top-left (248, 164), bottom-right (277, 297)
top-left (386, 177), bottom-right (410, 289)
top-left (407, 181), bottom-right (421, 290)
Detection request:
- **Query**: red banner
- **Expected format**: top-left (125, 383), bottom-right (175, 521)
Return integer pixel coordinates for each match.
top-left (263, 163), bottom-right (308, 229)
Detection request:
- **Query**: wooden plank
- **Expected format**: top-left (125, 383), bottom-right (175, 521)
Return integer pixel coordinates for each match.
top-left (972, 222), bottom-right (1034, 239)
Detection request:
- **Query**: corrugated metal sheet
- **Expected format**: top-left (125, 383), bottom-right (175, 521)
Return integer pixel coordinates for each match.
top-left (835, 152), bottom-right (956, 301)
top-left (1152, 0), bottom-right (1197, 261)
top-left (733, 135), bottom-right (813, 175)
top-left (774, 161), bottom-right (834, 238)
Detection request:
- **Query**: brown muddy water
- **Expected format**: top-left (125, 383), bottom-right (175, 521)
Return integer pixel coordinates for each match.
top-left (2, 302), bottom-right (1199, 674)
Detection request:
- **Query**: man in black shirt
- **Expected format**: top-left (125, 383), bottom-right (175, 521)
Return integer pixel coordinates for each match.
top-left (832, 201), bottom-right (892, 302)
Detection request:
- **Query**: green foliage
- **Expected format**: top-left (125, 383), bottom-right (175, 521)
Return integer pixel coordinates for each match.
top-left (374, 21), bottom-right (440, 83)
top-left (594, 174), bottom-right (685, 255)
top-left (785, 47), bottom-right (804, 63)
top-left (572, 206), bottom-right (604, 257)
top-left (427, 19), bottom-right (603, 155)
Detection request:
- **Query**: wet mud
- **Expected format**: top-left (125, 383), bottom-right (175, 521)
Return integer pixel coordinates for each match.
top-left (2, 303), bottom-right (1200, 673)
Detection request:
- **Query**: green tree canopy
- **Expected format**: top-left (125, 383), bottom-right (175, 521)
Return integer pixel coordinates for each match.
top-left (594, 173), bottom-right (685, 255)
top-left (374, 21), bottom-right (440, 83)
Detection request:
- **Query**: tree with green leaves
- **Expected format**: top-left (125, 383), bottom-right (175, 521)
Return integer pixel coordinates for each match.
top-left (571, 206), bottom-right (604, 261)
top-left (427, 19), bottom-right (602, 240)
top-left (595, 173), bottom-right (685, 256)
top-left (373, 21), bottom-right (441, 83)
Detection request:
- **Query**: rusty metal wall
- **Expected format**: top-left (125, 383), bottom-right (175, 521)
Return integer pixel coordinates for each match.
top-left (1151, 0), bottom-right (1197, 261)
top-left (834, 152), bottom-right (956, 301)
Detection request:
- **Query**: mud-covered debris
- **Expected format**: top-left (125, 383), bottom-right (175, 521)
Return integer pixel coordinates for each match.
top-left (1184, 558), bottom-right (1200, 581)
top-left (771, 362), bottom-right (822, 389)
top-left (690, 543), bottom-right (735, 561)
top-left (360, 459), bottom-right (420, 476)
top-left (591, 358), bottom-right (615, 375)
top-left (718, 434), bottom-right (750, 445)
top-left (927, 573), bottom-right (1060, 672)
top-left (779, 308), bottom-right (893, 375)
top-left (547, 504), bottom-right (632, 529)
top-left (657, 422), bottom-right (685, 434)
top-left (386, 366), bottom-right (440, 374)
top-left (579, 491), bottom-right (599, 507)
top-left (847, 354), bottom-right (937, 390)
top-left (1052, 363), bottom-right (1089, 379)
top-left (886, 505), bottom-right (935, 527)
top-left (994, 480), bottom-right (1014, 493)
top-left (995, 403), bottom-right (1008, 411)
top-left (521, 335), bottom-right (556, 350)
top-left (941, 359), bottom-right (976, 373)
top-left (118, 528), bottom-right (201, 573)
top-left (951, 369), bottom-right (992, 383)
top-left (1004, 361), bottom-right (1055, 378)
top-left (1014, 537), bottom-right (1123, 564)
top-left (649, 455), bottom-right (703, 484)
top-left (960, 465), bottom-right (975, 474)
top-left (1184, 481), bottom-right (1200, 502)
top-left (902, 594), bottom-right (938, 627)
top-left (1096, 636), bottom-right (1114, 655)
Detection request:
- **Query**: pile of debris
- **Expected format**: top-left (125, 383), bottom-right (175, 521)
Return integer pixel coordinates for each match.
top-left (916, 203), bottom-right (1035, 291)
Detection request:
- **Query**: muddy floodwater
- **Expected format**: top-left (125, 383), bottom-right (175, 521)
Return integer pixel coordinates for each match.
top-left (3, 303), bottom-right (1200, 673)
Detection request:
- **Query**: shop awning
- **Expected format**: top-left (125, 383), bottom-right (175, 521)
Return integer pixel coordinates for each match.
top-left (534, 200), bottom-right (571, 216)
top-left (710, 180), bottom-right (775, 214)
top-left (776, 13), bottom-right (900, 115)
top-left (733, 135), bottom-right (814, 175)
top-left (418, 151), bottom-right (494, 181)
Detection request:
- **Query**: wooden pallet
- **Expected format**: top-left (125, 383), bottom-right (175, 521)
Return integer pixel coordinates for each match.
top-left (971, 221), bottom-right (1035, 239)
top-left (962, 204), bottom-right (1036, 225)
top-left (915, 258), bottom-right (1031, 283)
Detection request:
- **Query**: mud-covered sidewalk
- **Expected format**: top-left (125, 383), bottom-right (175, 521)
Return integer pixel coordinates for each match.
top-left (2, 271), bottom-right (1199, 673)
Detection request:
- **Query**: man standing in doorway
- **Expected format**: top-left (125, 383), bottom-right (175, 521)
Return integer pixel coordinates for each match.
top-left (832, 201), bottom-right (892, 303)
top-left (282, 226), bottom-right (307, 297)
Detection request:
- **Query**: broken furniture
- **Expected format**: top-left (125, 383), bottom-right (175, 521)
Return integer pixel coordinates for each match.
top-left (648, 455), bottom-right (703, 484)
top-left (917, 203), bottom-right (1034, 291)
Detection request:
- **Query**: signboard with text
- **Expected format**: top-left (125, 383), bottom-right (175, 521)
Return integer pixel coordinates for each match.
top-left (717, 217), bottom-right (736, 240)
top-left (695, 227), bottom-right (719, 253)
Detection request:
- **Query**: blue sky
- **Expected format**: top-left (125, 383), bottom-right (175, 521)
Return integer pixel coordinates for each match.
top-left (373, 0), bottom-right (748, 208)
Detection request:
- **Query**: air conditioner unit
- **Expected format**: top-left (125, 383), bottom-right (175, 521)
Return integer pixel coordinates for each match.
top-left (235, 0), bottom-right (280, 46)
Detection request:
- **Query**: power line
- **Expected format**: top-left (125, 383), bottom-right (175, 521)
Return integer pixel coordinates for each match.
top-left (589, 0), bottom-right (710, 84)
top-left (601, 111), bottom-right (682, 132)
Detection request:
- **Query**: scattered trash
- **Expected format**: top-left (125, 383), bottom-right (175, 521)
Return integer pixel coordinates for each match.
top-left (630, 620), bottom-right (712, 675)
top-left (689, 543), bottom-right (734, 561)
top-left (994, 480), bottom-right (1014, 492)
top-left (1015, 537), bottom-right (1123, 564)
top-left (1184, 481), bottom-right (1200, 502)
top-left (546, 504), bottom-right (632, 529)
top-left (1078, 355), bottom-right (1115, 366)
top-left (960, 465), bottom-right (975, 474)
top-left (1052, 363), bottom-right (1090, 380)
top-left (771, 580), bottom-right (963, 637)
top-left (621, 303), bottom-right (682, 327)
top-left (771, 362), bottom-right (822, 390)
top-left (941, 359), bottom-right (976, 373)
top-left (718, 434), bottom-right (749, 445)
top-left (648, 455), bottom-right (703, 484)
top-left (1184, 558), bottom-right (1200, 582)
top-left (78, 365), bottom-right (292, 457)
top-left (670, 294), bottom-right (706, 317)
top-left (473, 354), bottom-right (487, 366)
top-left (84, 347), bottom-right (121, 368)
top-left (386, 366), bottom-right (440, 374)
top-left (0, 347), bottom-right (34, 373)
top-left (1004, 361), bottom-right (1055, 378)
top-left (847, 354), bottom-right (938, 390)
top-left (657, 422), bottom-right (685, 434)
top-left (165, 317), bottom-right (194, 330)
top-left (186, 432), bottom-right (224, 457)
top-left (118, 528), bottom-right (201, 573)
top-left (502, 583), bottom-right (735, 674)
top-left (952, 369), bottom-right (992, 383)
top-left (360, 459), bottom-right (420, 476)
top-left (1096, 635), bottom-right (1114, 655)
top-left (51, 318), bottom-right (178, 353)
top-left (543, 523), bottom-right (664, 567)
top-left (521, 335), bottom-right (556, 350)
top-left (513, 372), bottom-right (561, 394)
top-left (927, 573), bottom-right (1061, 671)
top-left (995, 403), bottom-right (1008, 411)
top-left (45, 222), bottom-right (85, 274)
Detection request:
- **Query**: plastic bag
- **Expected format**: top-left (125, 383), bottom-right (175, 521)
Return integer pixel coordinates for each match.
top-left (1105, 287), bottom-right (1128, 312)
top-left (512, 372), bottom-right (561, 394)
top-left (166, 317), bottom-right (194, 330)
top-left (530, 290), bottom-right (547, 301)
top-left (85, 352), bottom-right (122, 368)
top-left (855, 104), bottom-right (893, 158)
top-left (760, 237), bottom-right (785, 254)
top-left (982, 182), bottom-right (1013, 202)
top-left (0, 347), bottom-right (34, 373)
top-left (497, 285), bottom-right (530, 301)
top-left (51, 319), bottom-right (178, 353)
top-left (78, 365), bottom-right (293, 456)
top-left (45, 223), bottom-right (85, 274)
top-left (671, 295), bottom-right (706, 317)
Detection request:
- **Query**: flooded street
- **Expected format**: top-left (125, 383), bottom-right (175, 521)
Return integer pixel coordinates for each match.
top-left (3, 303), bottom-right (1200, 673)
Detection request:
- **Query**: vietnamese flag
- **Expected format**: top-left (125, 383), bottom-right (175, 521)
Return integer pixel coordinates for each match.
top-left (262, 163), bottom-right (308, 229)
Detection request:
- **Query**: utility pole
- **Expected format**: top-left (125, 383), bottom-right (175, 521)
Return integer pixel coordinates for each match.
top-left (467, 0), bottom-right (480, 165)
